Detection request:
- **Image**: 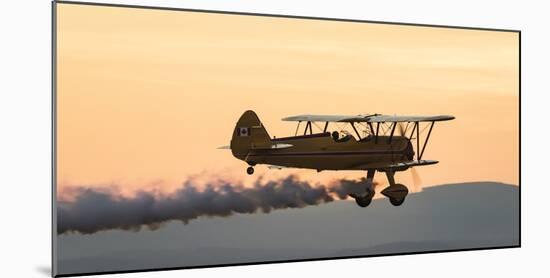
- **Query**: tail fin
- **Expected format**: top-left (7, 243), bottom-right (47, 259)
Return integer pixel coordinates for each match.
top-left (231, 110), bottom-right (271, 160)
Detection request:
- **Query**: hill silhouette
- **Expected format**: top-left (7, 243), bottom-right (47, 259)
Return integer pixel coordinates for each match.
top-left (57, 181), bottom-right (519, 275)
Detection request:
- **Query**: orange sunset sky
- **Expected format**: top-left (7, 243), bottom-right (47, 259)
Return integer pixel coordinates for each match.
top-left (56, 3), bottom-right (519, 194)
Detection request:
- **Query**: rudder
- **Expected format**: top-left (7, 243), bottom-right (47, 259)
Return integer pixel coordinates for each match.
top-left (230, 110), bottom-right (271, 160)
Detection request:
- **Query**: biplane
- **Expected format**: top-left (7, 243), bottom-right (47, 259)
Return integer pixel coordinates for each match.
top-left (222, 110), bottom-right (454, 207)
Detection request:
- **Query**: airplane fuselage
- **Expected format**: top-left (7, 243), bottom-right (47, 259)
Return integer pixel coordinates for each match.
top-left (232, 133), bottom-right (414, 171)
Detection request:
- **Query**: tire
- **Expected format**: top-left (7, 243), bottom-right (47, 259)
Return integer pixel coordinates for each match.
top-left (355, 196), bottom-right (372, 207)
top-left (389, 197), bottom-right (405, 206)
top-left (246, 167), bottom-right (254, 175)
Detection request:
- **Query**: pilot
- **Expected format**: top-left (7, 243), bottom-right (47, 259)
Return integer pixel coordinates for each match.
top-left (332, 131), bottom-right (352, 143)
top-left (331, 131), bottom-right (340, 141)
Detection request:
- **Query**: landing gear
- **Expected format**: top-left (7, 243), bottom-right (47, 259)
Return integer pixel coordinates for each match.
top-left (388, 193), bottom-right (407, 206)
top-left (246, 166), bottom-right (254, 175)
top-left (351, 169), bottom-right (410, 207)
top-left (381, 170), bottom-right (409, 206)
top-left (354, 195), bottom-right (373, 207)
top-left (350, 169), bottom-right (376, 207)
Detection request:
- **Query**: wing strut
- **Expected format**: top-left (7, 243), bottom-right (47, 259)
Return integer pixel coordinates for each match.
top-left (375, 123), bottom-right (380, 143)
top-left (388, 122), bottom-right (397, 143)
top-left (351, 122), bottom-right (362, 140)
top-left (303, 121), bottom-right (313, 135)
top-left (409, 122), bottom-right (417, 141)
top-left (368, 122), bottom-right (375, 135)
top-left (419, 121), bottom-right (435, 160)
top-left (294, 121), bottom-right (301, 136)
top-left (416, 122), bottom-right (420, 161)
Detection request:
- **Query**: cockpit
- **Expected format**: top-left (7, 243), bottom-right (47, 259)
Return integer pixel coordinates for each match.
top-left (277, 120), bottom-right (375, 143)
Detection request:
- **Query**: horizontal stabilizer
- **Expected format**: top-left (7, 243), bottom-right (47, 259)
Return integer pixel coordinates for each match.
top-left (252, 143), bottom-right (293, 150)
top-left (217, 145), bottom-right (231, 149)
top-left (267, 165), bottom-right (288, 170)
top-left (270, 143), bottom-right (293, 149)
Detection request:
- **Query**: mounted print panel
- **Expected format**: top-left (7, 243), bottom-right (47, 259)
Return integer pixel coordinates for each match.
top-left (53, 1), bottom-right (520, 276)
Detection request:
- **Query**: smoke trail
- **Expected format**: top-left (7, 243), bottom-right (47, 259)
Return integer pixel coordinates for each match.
top-left (57, 175), bottom-right (377, 235)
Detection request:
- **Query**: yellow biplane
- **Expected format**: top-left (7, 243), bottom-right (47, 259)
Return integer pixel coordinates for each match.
top-left (222, 110), bottom-right (454, 207)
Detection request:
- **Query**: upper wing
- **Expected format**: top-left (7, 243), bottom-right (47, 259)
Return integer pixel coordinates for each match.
top-left (281, 114), bottom-right (364, 122)
top-left (282, 114), bottom-right (454, 123)
top-left (363, 115), bottom-right (455, 123)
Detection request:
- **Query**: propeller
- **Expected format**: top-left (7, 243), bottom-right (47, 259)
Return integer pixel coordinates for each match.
top-left (377, 169), bottom-right (422, 192)
top-left (404, 121), bottom-right (423, 192)
top-left (410, 167), bottom-right (423, 193)
top-left (366, 123), bottom-right (424, 195)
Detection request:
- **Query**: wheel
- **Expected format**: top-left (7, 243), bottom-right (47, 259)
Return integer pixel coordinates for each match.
top-left (381, 183), bottom-right (408, 206)
top-left (389, 197), bottom-right (406, 206)
top-left (381, 184), bottom-right (408, 198)
top-left (355, 196), bottom-right (373, 207)
top-left (246, 166), bottom-right (254, 175)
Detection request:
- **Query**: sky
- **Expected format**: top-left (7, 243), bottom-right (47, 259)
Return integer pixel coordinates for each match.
top-left (56, 3), bottom-right (519, 195)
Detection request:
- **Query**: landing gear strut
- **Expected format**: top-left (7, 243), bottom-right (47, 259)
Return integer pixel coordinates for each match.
top-left (246, 166), bottom-right (254, 175)
top-left (381, 170), bottom-right (409, 206)
top-left (350, 169), bottom-right (376, 207)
